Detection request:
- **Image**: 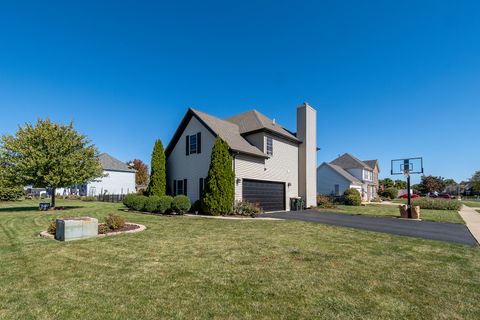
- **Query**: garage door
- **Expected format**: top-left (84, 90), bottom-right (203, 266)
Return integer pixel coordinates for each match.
top-left (242, 179), bottom-right (285, 212)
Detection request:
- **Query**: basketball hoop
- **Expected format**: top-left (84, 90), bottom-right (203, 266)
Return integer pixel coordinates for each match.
top-left (402, 169), bottom-right (410, 178)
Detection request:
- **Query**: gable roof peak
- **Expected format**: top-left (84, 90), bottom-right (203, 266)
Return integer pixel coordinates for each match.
top-left (330, 153), bottom-right (373, 170)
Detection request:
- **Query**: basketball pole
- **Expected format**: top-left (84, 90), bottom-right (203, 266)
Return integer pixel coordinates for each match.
top-left (407, 173), bottom-right (412, 219)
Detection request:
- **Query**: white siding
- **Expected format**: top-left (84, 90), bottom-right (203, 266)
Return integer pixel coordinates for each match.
top-left (347, 168), bottom-right (363, 181)
top-left (235, 133), bottom-right (298, 211)
top-left (87, 170), bottom-right (136, 195)
top-left (166, 116), bottom-right (216, 203)
top-left (316, 165), bottom-right (353, 196)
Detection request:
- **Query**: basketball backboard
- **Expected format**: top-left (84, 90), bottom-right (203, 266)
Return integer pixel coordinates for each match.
top-left (391, 157), bottom-right (423, 175)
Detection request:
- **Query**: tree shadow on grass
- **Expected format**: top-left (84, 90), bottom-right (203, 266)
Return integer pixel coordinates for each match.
top-left (0, 206), bottom-right (84, 213)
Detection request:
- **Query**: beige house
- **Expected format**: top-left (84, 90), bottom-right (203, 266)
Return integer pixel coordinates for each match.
top-left (317, 153), bottom-right (380, 201)
top-left (165, 103), bottom-right (317, 211)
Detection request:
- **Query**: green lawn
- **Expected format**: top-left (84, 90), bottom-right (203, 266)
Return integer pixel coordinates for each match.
top-left (462, 200), bottom-right (480, 208)
top-left (1, 200), bottom-right (480, 319)
top-left (318, 204), bottom-right (465, 224)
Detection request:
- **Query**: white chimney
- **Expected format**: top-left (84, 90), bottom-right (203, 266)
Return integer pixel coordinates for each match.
top-left (297, 102), bottom-right (317, 208)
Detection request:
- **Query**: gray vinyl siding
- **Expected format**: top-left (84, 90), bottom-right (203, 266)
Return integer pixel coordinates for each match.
top-left (235, 133), bottom-right (299, 211)
top-left (317, 165), bottom-right (357, 196)
top-left (166, 116), bottom-right (216, 203)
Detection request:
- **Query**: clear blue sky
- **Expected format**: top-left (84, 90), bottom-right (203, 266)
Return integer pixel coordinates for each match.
top-left (0, 0), bottom-right (479, 183)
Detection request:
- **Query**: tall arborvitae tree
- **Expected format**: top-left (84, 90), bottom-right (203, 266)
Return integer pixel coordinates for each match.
top-left (0, 119), bottom-right (103, 207)
top-left (201, 137), bottom-right (235, 215)
top-left (147, 139), bottom-right (166, 197)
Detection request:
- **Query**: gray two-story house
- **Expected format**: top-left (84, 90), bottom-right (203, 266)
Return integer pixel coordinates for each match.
top-left (165, 103), bottom-right (317, 211)
top-left (316, 153), bottom-right (380, 201)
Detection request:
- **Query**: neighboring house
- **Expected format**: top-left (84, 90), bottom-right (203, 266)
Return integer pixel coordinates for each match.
top-left (56, 153), bottom-right (136, 196)
top-left (165, 103), bottom-right (317, 211)
top-left (317, 153), bottom-right (380, 201)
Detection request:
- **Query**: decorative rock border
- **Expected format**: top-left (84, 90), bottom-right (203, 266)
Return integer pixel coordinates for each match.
top-left (39, 223), bottom-right (146, 240)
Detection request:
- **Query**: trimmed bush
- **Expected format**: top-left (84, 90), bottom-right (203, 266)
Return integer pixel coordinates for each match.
top-left (171, 195), bottom-right (191, 214)
top-left (410, 198), bottom-right (462, 211)
top-left (317, 195), bottom-right (335, 208)
top-left (158, 195), bottom-right (173, 214)
top-left (144, 196), bottom-right (161, 213)
top-left (105, 214), bottom-right (125, 230)
top-left (131, 195), bottom-right (147, 211)
top-left (344, 188), bottom-right (362, 206)
top-left (379, 187), bottom-right (398, 200)
top-left (122, 194), bottom-right (137, 208)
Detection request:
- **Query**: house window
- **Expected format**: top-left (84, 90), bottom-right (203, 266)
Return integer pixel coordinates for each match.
top-left (174, 179), bottom-right (188, 196)
top-left (186, 132), bottom-right (202, 155)
top-left (334, 184), bottom-right (340, 196)
top-left (176, 180), bottom-right (184, 195)
top-left (266, 136), bottom-right (273, 156)
top-left (189, 134), bottom-right (197, 154)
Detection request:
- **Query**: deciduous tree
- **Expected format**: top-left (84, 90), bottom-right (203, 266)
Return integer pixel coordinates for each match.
top-left (471, 171), bottom-right (480, 193)
top-left (128, 159), bottom-right (149, 190)
top-left (419, 175), bottom-right (445, 193)
top-left (0, 119), bottom-right (103, 207)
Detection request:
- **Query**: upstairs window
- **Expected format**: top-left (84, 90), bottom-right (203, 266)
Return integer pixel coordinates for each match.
top-left (266, 136), bottom-right (273, 156)
top-left (186, 132), bottom-right (202, 155)
top-left (189, 134), bottom-right (197, 154)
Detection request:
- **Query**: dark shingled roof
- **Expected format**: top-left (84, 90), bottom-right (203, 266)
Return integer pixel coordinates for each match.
top-left (98, 153), bottom-right (136, 172)
top-left (318, 162), bottom-right (362, 184)
top-left (363, 160), bottom-right (380, 172)
top-left (191, 109), bottom-right (268, 158)
top-left (225, 109), bottom-right (300, 143)
top-left (330, 153), bottom-right (373, 170)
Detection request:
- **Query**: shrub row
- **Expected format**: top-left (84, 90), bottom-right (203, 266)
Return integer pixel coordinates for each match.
top-left (123, 194), bottom-right (191, 214)
top-left (410, 198), bottom-right (462, 211)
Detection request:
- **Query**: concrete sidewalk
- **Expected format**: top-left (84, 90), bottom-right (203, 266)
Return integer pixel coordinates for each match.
top-left (458, 205), bottom-right (480, 244)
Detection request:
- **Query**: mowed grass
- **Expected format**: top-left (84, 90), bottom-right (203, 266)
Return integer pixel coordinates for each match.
top-left (1, 200), bottom-right (480, 319)
top-left (462, 200), bottom-right (480, 208)
top-left (318, 204), bottom-right (464, 224)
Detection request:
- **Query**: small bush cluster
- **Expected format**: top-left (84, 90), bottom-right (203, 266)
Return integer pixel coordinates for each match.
top-left (47, 219), bottom-right (56, 235)
top-left (0, 185), bottom-right (24, 201)
top-left (233, 201), bottom-right (262, 217)
top-left (123, 194), bottom-right (189, 214)
top-left (316, 195), bottom-right (336, 208)
top-left (343, 188), bottom-right (362, 206)
top-left (410, 198), bottom-right (462, 211)
top-left (171, 195), bottom-right (191, 214)
top-left (105, 213), bottom-right (126, 230)
top-left (379, 187), bottom-right (398, 200)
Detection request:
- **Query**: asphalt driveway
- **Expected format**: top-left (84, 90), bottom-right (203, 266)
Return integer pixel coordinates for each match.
top-left (262, 210), bottom-right (478, 246)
